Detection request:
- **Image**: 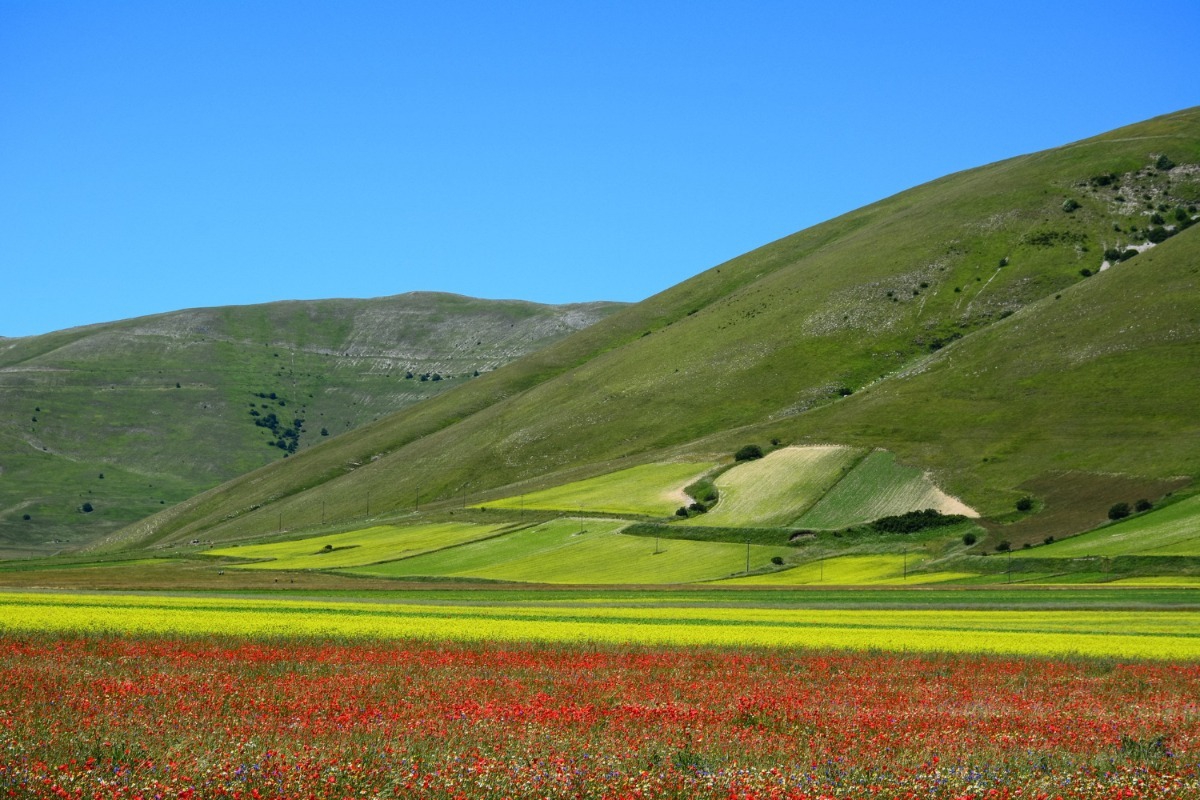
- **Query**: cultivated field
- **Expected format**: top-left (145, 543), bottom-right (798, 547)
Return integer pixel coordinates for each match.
top-left (716, 554), bottom-right (974, 585)
top-left (345, 518), bottom-right (791, 583)
top-left (1015, 493), bottom-right (1200, 558)
top-left (796, 449), bottom-right (976, 528)
top-left (482, 461), bottom-right (716, 516)
top-left (4, 590), bottom-right (1199, 659)
top-left (206, 521), bottom-right (515, 569)
top-left (683, 446), bottom-right (860, 527)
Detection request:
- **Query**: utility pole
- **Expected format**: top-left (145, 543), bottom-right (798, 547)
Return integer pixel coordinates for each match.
top-left (903, 547), bottom-right (908, 580)
top-left (277, 512), bottom-right (282, 533)
top-left (654, 537), bottom-right (661, 555)
top-left (745, 539), bottom-right (750, 573)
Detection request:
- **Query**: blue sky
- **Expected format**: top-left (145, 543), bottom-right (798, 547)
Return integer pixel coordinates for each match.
top-left (2, 1), bottom-right (1196, 337)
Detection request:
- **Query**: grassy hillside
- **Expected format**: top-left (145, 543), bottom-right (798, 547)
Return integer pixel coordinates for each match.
top-left (0, 293), bottom-right (623, 555)
top-left (105, 107), bottom-right (1200, 553)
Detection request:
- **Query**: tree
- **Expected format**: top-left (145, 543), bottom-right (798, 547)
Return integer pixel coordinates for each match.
top-left (1015, 497), bottom-right (1033, 512)
top-left (81, 502), bottom-right (94, 513)
top-left (1108, 502), bottom-right (1131, 520)
top-left (734, 444), bottom-right (764, 462)
top-left (1135, 498), bottom-right (1153, 512)
top-left (962, 532), bottom-right (977, 546)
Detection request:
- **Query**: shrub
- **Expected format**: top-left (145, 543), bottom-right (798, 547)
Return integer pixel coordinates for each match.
top-left (1155, 154), bottom-right (1175, 171)
top-left (22, 514), bottom-right (30, 521)
top-left (81, 502), bottom-right (94, 513)
top-left (870, 509), bottom-right (966, 534)
top-left (995, 540), bottom-right (1011, 552)
top-left (1150, 212), bottom-right (1165, 225)
top-left (1108, 502), bottom-right (1131, 520)
top-left (1135, 498), bottom-right (1153, 512)
top-left (837, 386), bottom-right (854, 397)
top-left (1146, 227), bottom-right (1169, 244)
top-left (1062, 198), bottom-right (1080, 212)
top-left (1044, 536), bottom-right (1055, 545)
top-left (734, 444), bottom-right (764, 462)
top-left (320, 427), bottom-right (329, 436)
top-left (962, 532), bottom-right (977, 546)
top-left (1016, 496), bottom-right (1033, 512)
top-left (770, 556), bottom-right (785, 566)
top-left (1079, 268), bottom-right (1092, 277)
top-left (675, 507), bottom-right (689, 518)
top-left (1104, 248), bottom-right (1122, 261)
top-left (1120, 249), bottom-right (1139, 261)
top-left (1176, 208), bottom-right (1190, 222)
top-left (687, 502), bottom-right (708, 515)
top-left (999, 257), bottom-right (1009, 267)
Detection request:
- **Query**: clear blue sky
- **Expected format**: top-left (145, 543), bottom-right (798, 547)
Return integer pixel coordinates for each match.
top-left (2, 1), bottom-right (1196, 337)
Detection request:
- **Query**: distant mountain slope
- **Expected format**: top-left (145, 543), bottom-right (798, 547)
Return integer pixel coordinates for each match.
top-left (108, 107), bottom-right (1200, 551)
top-left (0, 293), bottom-right (624, 555)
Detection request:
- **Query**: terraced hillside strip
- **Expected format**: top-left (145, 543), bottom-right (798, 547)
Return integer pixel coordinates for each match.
top-left (1015, 493), bottom-right (1200, 559)
top-left (4, 591), bottom-right (1200, 659)
top-left (205, 521), bottom-right (515, 570)
top-left (682, 446), bottom-right (861, 528)
top-left (715, 555), bottom-right (975, 586)
top-left (482, 462), bottom-right (717, 516)
top-left (346, 517), bottom-right (792, 583)
top-left (795, 449), bottom-right (977, 529)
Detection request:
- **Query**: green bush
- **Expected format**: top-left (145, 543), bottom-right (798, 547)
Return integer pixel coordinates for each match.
top-left (1108, 502), bottom-right (1131, 520)
top-left (1155, 154), bottom-right (1175, 171)
top-left (1062, 198), bottom-right (1080, 212)
top-left (1015, 496), bottom-right (1033, 512)
top-left (770, 556), bottom-right (785, 566)
top-left (870, 508), bottom-right (966, 534)
top-left (962, 532), bottom-right (977, 546)
top-left (734, 444), bottom-right (764, 462)
top-left (1135, 498), bottom-right (1153, 512)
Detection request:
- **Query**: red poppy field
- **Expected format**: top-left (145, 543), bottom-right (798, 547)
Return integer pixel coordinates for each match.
top-left (2, 634), bottom-right (1198, 799)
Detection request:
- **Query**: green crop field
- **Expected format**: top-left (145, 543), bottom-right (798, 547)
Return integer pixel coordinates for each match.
top-left (1014, 493), bottom-right (1200, 559)
top-left (482, 462), bottom-right (716, 516)
top-left (683, 446), bottom-right (860, 528)
top-left (346, 517), bottom-right (791, 583)
top-left (3, 590), bottom-right (1199, 659)
top-left (796, 449), bottom-right (976, 528)
top-left (206, 521), bottom-right (514, 569)
top-left (715, 555), bottom-right (974, 586)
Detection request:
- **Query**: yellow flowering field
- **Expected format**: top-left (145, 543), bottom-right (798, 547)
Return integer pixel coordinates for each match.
top-left (2, 591), bottom-right (1198, 660)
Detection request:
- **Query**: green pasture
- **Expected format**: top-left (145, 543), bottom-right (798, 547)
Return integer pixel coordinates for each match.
top-left (4, 590), bottom-right (1200, 660)
top-left (714, 555), bottom-right (975, 586)
top-left (206, 521), bottom-right (513, 570)
top-left (346, 517), bottom-right (792, 583)
top-left (1011, 493), bottom-right (1200, 559)
top-left (481, 462), bottom-right (716, 516)
top-left (683, 446), bottom-right (860, 528)
top-left (796, 449), bottom-right (975, 528)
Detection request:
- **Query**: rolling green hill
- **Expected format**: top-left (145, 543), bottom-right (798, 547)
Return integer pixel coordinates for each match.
top-left (101, 107), bottom-right (1200, 558)
top-left (0, 293), bottom-right (624, 555)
